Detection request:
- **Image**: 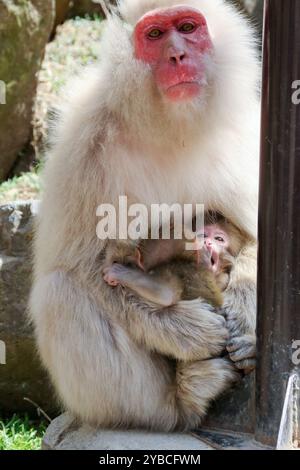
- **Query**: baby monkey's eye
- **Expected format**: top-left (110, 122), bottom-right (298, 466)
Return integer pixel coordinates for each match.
top-left (215, 236), bottom-right (225, 243)
top-left (179, 22), bottom-right (196, 33)
top-left (147, 28), bottom-right (164, 39)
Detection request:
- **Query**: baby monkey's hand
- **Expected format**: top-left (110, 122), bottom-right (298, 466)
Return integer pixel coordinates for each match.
top-left (103, 263), bottom-right (132, 287)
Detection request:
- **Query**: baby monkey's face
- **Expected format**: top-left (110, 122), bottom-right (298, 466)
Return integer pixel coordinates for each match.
top-left (198, 224), bottom-right (230, 273)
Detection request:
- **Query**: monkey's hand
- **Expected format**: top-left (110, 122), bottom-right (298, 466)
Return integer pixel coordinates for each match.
top-left (175, 300), bottom-right (229, 360)
top-left (224, 299), bottom-right (257, 374)
top-left (178, 299), bottom-right (229, 359)
top-left (222, 242), bottom-right (257, 373)
top-left (227, 334), bottom-right (256, 374)
top-left (122, 297), bottom-right (229, 362)
top-left (103, 263), bottom-right (130, 287)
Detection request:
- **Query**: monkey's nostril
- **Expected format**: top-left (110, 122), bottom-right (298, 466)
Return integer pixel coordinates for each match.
top-left (169, 52), bottom-right (185, 64)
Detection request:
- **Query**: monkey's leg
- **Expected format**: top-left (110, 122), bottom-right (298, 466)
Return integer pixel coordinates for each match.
top-left (223, 242), bottom-right (257, 372)
top-left (176, 358), bottom-right (241, 429)
top-left (98, 279), bottom-right (228, 363)
top-left (29, 270), bottom-right (182, 430)
top-left (103, 263), bottom-right (181, 306)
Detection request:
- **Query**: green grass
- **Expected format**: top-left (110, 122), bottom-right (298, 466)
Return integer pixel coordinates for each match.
top-left (0, 414), bottom-right (47, 450)
top-left (0, 172), bottom-right (41, 204)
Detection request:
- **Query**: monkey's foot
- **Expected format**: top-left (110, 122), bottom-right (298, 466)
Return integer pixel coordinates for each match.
top-left (103, 264), bottom-right (124, 287)
top-left (226, 334), bottom-right (256, 374)
top-left (176, 357), bottom-right (241, 428)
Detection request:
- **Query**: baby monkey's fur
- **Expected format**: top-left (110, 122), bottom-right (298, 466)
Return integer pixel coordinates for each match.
top-left (103, 216), bottom-right (248, 309)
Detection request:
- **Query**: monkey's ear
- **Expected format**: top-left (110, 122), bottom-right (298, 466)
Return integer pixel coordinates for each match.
top-left (135, 248), bottom-right (145, 272)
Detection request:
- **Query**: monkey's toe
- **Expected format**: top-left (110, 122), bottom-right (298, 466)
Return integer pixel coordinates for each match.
top-left (103, 273), bottom-right (119, 286)
top-left (227, 335), bottom-right (256, 365)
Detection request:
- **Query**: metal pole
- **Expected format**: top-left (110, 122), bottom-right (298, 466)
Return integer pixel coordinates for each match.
top-left (256, 0), bottom-right (300, 448)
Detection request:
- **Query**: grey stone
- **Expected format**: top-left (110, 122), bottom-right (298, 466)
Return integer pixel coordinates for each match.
top-left (0, 200), bottom-right (56, 414)
top-left (0, 0), bottom-right (55, 181)
top-left (43, 413), bottom-right (213, 450)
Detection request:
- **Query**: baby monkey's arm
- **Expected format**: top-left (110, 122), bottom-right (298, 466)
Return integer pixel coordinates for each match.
top-left (103, 263), bottom-right (182, 307)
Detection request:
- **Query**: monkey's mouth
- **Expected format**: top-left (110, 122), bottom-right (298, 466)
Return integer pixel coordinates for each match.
top-left (165, 81), bottom-right (201, 101)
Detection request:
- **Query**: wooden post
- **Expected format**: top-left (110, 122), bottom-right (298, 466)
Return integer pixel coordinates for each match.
top-left (256, 0), bottom-right (300, 448)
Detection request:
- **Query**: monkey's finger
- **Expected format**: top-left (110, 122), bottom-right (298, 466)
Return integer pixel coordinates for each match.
top-left (228, 344), bottom-right (256, 363)
top-left (217, 309), bottom-right (227, 318)
top-left (220, 307), bottom-right (238, 321)
top-left (103, 274), bottom-right (119, 287)
top-left (227, 335), bottom-right (255, 352)
top-left (196, 301), bottom-right (227, 327)
top-left (234, 359), bottom-right (256, 374)
top-left (214, 313), bottom-right (227, 329)
top-left (226, 336), bottom-right (244, 352)
top-left (200, 301), bottom-right (216, 313)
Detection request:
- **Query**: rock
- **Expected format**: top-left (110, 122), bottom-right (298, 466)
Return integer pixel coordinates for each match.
top-left (0, 201), bottom-right (56, 414)
top-left (0, 0), bottom-right (55, 181)
top-left (43, 413), bottom-right (213, 450)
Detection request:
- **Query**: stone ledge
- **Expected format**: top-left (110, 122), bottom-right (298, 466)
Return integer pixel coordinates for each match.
top-left (0, 200), bottom-right (56, 414)
top-left (43, 414), bottom-right (213, 450)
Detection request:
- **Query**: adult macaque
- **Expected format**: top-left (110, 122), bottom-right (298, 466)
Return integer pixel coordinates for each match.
top-left (103, 218), bottom-right (247, 309)
top-left (30, 0), bottom-right (259, 430)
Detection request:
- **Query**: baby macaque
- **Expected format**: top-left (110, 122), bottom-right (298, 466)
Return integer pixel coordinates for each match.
top-left (103, 217), bottom-right (246, 309)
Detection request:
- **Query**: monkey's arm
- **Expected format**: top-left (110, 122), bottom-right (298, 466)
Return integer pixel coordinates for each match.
top-left (103, 263), bottom-right (182, 307)
top-left (223, 242), bottom-right (257, 373)
top-left (99, 264), bottom-right (228, 362)
top-left (182, 267), bottom-right (224, 308)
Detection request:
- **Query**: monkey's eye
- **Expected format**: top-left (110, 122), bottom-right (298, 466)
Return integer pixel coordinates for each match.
top-left (215, 236), bottom-right (225, 243)
top-left (147, 28), bottom-right (164, 39)
top-left (178, 22), bottom-right (196, 33)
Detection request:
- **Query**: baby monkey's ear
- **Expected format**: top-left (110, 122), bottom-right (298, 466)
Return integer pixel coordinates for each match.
top-left (135, 247), bottom-right (145, 271)
top-left (123, 245), bottom-right (145, 272)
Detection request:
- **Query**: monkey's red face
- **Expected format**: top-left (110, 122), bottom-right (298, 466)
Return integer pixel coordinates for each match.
top-left (134, 6), bottom-right (214, 102)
